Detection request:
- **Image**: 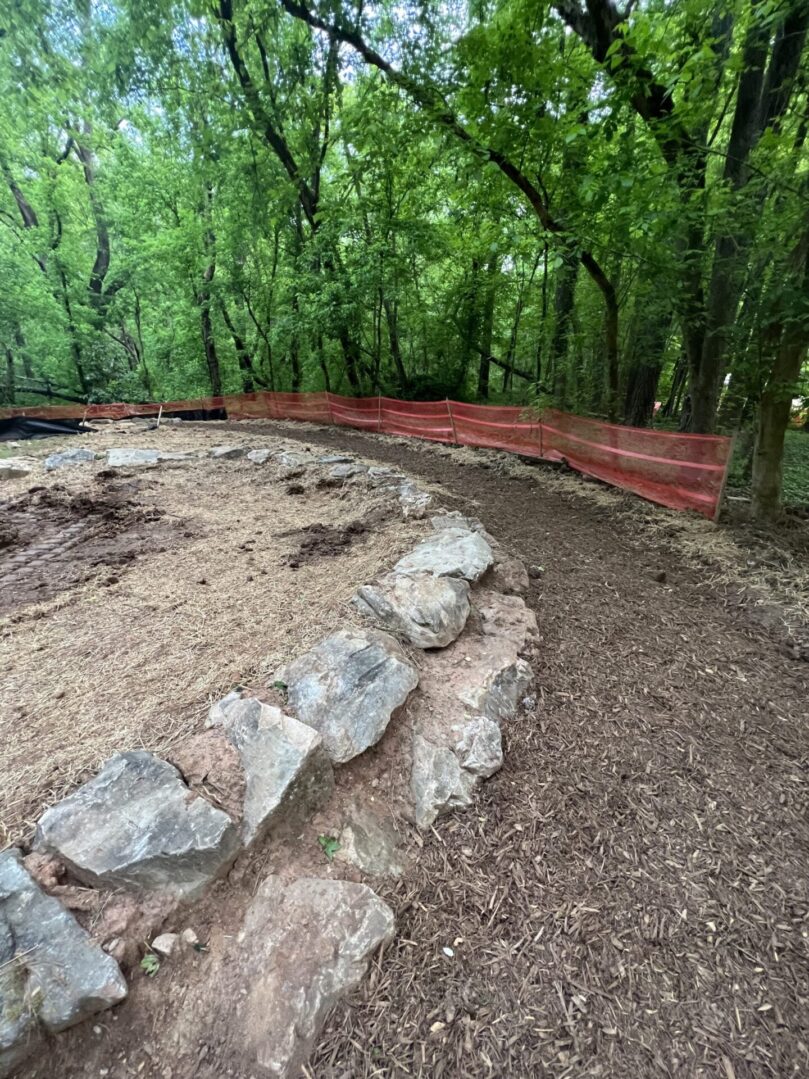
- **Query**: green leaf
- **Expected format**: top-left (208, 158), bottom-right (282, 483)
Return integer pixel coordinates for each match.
top-left (318, 834), bottom-right (340, 860)
top-left (140, 953), bottom-right (160, 977)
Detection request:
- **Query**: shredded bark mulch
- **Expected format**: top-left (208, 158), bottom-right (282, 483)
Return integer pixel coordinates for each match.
top-left (233, 422), bottom-right (809, 1079)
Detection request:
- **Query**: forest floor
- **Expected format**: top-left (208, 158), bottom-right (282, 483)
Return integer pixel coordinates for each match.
top-left (7, 417), bottom-right (809, 1078)
top-left (225, 419), bottom-right (809, 1079)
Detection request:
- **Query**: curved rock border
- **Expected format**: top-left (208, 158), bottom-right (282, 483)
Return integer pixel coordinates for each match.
top-left (2, 438), bottom-right (538, 1079)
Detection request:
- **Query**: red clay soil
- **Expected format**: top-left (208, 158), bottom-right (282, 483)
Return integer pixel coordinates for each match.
top-left (230, 422), bottom-right (809, 1079)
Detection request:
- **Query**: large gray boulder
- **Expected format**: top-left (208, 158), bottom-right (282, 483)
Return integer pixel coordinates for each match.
top-left (410, 735), bottom-right (477, 829)
top-left (282, 629), bottom-right (418, 763)
top-left (235, 877), bottom-right (394, 1077)
top-left (44, 447), bottom-right (97, 470)
top-left (208, 698), bottom-right (334, 844)
top-left (0, 849), bottom-right (127, 1077)
top-left (353, 572), bottom-right (470, 649)
top-left (393, 527), bottom-right (494, 582)
top-left (34, 751), bottom-right (239, 899)
top-left (106, 447), bottom-right (160, 468)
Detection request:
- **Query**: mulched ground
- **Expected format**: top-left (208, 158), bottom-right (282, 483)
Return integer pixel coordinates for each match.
top-left (220, 422), bottom-right (809, 1079)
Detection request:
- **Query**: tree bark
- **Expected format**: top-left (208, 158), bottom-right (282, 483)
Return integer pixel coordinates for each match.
top-left (750, 224), bottom-right (809, 519)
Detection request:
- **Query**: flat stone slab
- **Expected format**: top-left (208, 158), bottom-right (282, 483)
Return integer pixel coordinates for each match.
top-left (208, 698), bottom-right (334, 844)
top-left (34, 751), bottom-right (239, 899)
top-left (282, 628), bottom-right (419, 763)
top-left (235, 877), bottom-right (395, 1077)
top-left (0, 457), bottom-right (34, 481)
top-left (328, 462), bottom-right (367, 480)
top-left (394, 527), bottom-right (494, 582)
top-left (0, 849), bottom-right (127, 1076)
top-left (274, 450), bottom-right (310, 468)
top-left (44, 447), bottom-right (96, 470)
top-left (106, 448), bottom-right (160, 467)
top-left (411, 735), bottom-right (476, 828)
top-left (209, 445), bottom-right (245, 459)
top-left (336, 805), bottom-right (406, 878)
top-left (318, 454), bottom-right (354, 465)
top-left (247, 448), bottom-right (272, 464)
top-left (354, 572), bottom-right (470, 649)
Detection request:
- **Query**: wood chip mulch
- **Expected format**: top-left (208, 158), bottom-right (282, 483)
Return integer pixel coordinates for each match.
top-left (250, 423), bottom-right (809, 1079)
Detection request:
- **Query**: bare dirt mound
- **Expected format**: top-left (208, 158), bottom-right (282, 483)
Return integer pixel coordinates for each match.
top-left (0, 481), bottom-right (173, 614)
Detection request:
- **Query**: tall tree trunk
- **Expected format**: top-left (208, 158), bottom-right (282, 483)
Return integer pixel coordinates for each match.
top-left (197, 188), bottom-right (222, 396)
top-left (751, 334), bottom-right (806, 519)
top-left (4, 346), bottom-right (15, 404)
top-left (750, 224), bottom-right (809, 519)
top-left (383, 297), bottom-right (408, 392)
top-left (662, 353), bottom-right (688, 419)
top-left (478, 261), bottom-right (497, 399)
top-left (220, 301), bottom-right (258, 392)
top-left (550, 256), bottom-right (579, 408)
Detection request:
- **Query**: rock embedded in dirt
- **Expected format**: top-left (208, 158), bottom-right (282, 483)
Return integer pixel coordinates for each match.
top-left (207, 698), bottom-right (334, 845)
top-left (367, 465), bottom-right (405, 487)
top-left (282, 628), bottom-right (419, 763)
top-left (394, 527), bottom-right (494, 582)
top-left (328, 462), bottom-right (367, 480)
top-left (273, 450), bottom-right (310, 468)
top-left (411, 735), bottom-right (476, 829)
top-left (44, 447), bottom-right (97, 471)
top-left (0, 457), bottom-right (34, 481)
top-left (318, 454), bottom-right (354, 465)
top-left (34, 751), bottom-right (240, 900)
top-left (235, 876), bottom-right (395, 1077)
top-left (336, 805), bottom-right (406, 878)
top-left (209, 445), bottom-right (245, 460)
top-left (353, 571), bottom-right (470, 649)
top-left (490, 555), bottom-right (530, 595)
top-left (453, 716), bottom-right (503, 778)
top-left (0, 849), bottom-right (127, 1077)
top-left (151, 933), bottom-right (179, 957)
top-left (398, 482), bottom-right (432, 518)
top-left (106, 448), bottom-right (160, 468)
top-left (247, 448), bottom-right (272, 464)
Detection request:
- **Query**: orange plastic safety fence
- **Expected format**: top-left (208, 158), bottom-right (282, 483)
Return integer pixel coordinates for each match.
top-left (1, 391), bottom-right (731, 518)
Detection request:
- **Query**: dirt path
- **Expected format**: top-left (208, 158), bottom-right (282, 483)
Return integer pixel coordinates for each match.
top-left (215, 422), bottom-right (809, 1079)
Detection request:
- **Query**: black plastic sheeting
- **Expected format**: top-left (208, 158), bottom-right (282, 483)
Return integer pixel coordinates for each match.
top-left (0, 417), bottom-right (92, 442)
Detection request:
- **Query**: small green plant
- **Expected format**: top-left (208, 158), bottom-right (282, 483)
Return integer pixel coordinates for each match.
top-left (318, 834), bottom-right (340, 860)
top-left (140, 953), bottom-right (160, 977)
top-left (272, 679), bottom-right (288, 697)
